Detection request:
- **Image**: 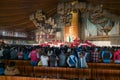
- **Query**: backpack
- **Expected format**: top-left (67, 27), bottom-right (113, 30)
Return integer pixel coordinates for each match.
top-left (103, 51), bottom-right (110, 60)
top-left (37, 60), bottom-right (42, 66)
top-left (69, 55), bottom-right (76, 67)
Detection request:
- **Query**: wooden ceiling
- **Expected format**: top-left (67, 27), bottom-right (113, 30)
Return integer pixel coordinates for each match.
top-left (0, 0), bottom-right (120, 32)
top-left (0, 0), bottom-right (58, 32)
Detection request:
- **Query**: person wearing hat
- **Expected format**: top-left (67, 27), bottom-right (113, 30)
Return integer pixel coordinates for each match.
top-left (4, 61), bottom-right (20, 75)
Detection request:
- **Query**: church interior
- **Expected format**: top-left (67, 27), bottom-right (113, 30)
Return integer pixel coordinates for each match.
top-left (0, 0), bottom-right (120, 80)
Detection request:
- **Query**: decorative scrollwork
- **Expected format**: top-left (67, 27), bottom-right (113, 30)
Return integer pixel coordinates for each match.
top-left (88, 5), bottom-right (115, 35)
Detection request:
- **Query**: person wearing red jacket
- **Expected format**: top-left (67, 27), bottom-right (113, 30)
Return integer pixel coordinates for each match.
top-left (29, 47), bottom-right (39, 66)
top-left (114, 49), bottom-right (120, 63)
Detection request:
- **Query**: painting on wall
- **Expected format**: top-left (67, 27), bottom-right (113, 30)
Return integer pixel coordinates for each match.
top-left (85, 19), bottom-right (119, 37)
top-left (84, 4), bottom-right (120, 38)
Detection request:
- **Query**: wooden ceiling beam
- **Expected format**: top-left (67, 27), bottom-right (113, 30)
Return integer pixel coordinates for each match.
top-left (0, 9), bottom-right (31, 15)
top-left (0, 4), bottom-right (31, 8)
top-left (0, 0), bottom-right (34, 2)
top-left (46, 8), bottom-right (57, 17)
top-left (0, 20), bottom-right (31, 27)
top-left (0, 0), bottom-right (59, 32)
top-left (0, 6), bottom-right (30, 9)
top-left (13, 25), bottom-right (36, 32)
top-left (0, 23), bottom-right (35, 32)
top-left (104, 7), bottom-right (120, 11)
top-left (0, 11), bottom-right (33, 17)
top-left (0, 17), bottom-right (29, 23)
top-left (87, 0), bottom-right (120, 3)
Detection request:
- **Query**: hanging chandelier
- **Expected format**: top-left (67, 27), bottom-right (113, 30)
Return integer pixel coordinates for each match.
top-left (29, 10), bottom-right (58, 34)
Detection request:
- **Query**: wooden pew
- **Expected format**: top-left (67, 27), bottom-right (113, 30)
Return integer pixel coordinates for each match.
top-left (4, 76), bottom-right (66, 80)
top-left (88, 62), bottom-right (120, 69)
top-left (49, 67), bottom-right (58, 78)
top-left (1, 60), bottom-right (8, 66)
top-left (5, 76), bottom-right (35, 80)
top-left (2, 60), bottom-right (120, 80)
top-left (0, 76), bottom-right (6, 80)
top-left (24, 66), bottom-right (34, 76)
top-left (34, 66), bottom-right (46, 77)
top-left (56, 67), bottom-right (66, 78)
top-left (83, 68), bottom-right (91, 79)
top-left (34, 66), bottom-right (91, 79)
top-left (8, 60), bottom-right (25, 66)
top-left (7, 60), bottom-right (31, 66)
top-left (23, 60), bottom-right (31, 66)
top-left (34, 67), bottom-right (57, 78)
top-left (92, 69), bottom-right (120, 80)
top-left (16, 66), bottom-right (25, 76)
top-left (65, 68), bottom-right (79, 79)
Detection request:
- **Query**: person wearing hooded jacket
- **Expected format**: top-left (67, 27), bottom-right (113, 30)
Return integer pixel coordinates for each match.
top-left (67, 49), bottom-right (78, 68)
top-left (101, 48), bottom-right (112, 63)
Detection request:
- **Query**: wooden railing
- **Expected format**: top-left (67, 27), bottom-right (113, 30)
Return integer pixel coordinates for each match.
top-left (33, 67), bottom-right (91, 79)
top-left (1, 60), bottom-right (120, 80)
top-left (0, 76), bottom-right (66, 80)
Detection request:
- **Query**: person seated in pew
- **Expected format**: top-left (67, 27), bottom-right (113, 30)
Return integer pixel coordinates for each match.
top-left (4, 61), bottom-right (20, 76)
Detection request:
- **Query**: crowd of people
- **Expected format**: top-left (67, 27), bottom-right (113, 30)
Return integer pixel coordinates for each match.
top-left (0, 44), bottom-right (120, 76)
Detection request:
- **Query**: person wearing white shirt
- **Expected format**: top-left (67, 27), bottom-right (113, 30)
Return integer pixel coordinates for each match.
top-left (40, 53), bottom-right (49, 67)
